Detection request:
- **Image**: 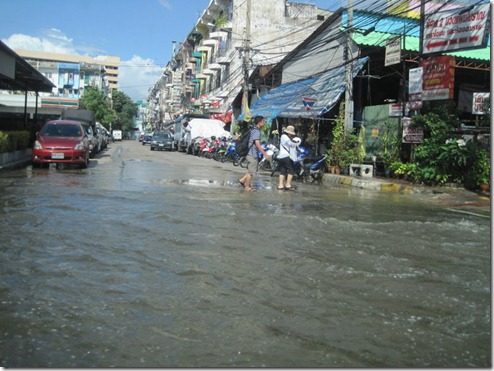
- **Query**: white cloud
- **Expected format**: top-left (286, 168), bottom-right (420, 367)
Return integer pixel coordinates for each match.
top-left (2, 31), bottom-right (162, 102)
top-left (119, 55), bottom-right (163, 102)
top-left (2, 32), bottom-right (77, 54)
top-left (158, 0), bottom-right (172, 10)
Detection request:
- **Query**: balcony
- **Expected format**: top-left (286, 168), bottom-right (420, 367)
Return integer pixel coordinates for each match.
top-left (208, 63), bottom-right (222, 70)
top-left (209, 31), bottom-right (229, 39)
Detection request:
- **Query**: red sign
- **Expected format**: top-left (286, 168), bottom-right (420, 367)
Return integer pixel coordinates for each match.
top-left (420, 56), bottom-right (455, 101)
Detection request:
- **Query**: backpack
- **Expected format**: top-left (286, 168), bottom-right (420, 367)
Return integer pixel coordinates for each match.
top-left (235, 129), bottom-right (253, 156)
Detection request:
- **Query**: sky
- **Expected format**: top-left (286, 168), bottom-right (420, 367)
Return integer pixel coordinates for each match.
top-left (0, 0), bottom-right (334, 103)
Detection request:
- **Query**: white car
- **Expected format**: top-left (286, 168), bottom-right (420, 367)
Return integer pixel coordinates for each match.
top-left (112, 130), bottom-right (122, 141)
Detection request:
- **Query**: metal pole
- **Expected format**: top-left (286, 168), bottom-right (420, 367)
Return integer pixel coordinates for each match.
top-left (242, 0), bottom-right (251, 121)
top-left (345, 0), bottom-right (354, 131)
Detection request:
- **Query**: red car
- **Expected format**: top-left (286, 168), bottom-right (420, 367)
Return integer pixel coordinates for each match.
top-left (32, 120), bottom-right (90, 168)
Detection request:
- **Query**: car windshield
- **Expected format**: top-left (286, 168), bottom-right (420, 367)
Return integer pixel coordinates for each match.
top-left (154, 135), bottom-right (170, 140)
top-left (42, 124), bottom-right (82, 137)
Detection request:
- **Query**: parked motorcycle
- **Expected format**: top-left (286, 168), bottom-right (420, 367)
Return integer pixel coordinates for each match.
top-left (221, 140), bottom-right (240, 164)
top-left (298, 154), bottom-right (328, 183)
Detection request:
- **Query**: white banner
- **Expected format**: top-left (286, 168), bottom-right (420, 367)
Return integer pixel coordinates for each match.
top-left (422, 3), bottom-right (490, 54)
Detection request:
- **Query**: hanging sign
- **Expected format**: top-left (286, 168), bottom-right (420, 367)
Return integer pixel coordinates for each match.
top-left (408, 67), bottom-right (423, 110)
top-left (385, 36), bottom-right (401, 67)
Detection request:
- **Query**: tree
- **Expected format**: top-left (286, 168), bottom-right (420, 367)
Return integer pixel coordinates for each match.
top-left (79, 87), bottom-right (115, 130)
top-left (112, 90), bottom-right (138, 133)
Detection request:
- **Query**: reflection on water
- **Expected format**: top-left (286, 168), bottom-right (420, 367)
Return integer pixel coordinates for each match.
top-left (0, 163), bottom-right (490, 368)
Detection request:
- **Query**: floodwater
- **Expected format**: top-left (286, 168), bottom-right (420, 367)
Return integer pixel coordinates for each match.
top-left (0, 142), bottom-right (490, 367)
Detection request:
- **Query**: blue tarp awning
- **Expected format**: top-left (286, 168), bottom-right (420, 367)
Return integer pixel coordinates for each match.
top-left (240, 57), bottom-right (368, 122)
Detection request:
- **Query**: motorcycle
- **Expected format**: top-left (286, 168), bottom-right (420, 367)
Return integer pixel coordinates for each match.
top-left (221, 140), bottom-right (242, 165)
top-left (258, 143), bottom-right (279, 171)
top-left (238, 142), bottom-right (272, 168)
top-left (298, 154), bottom-right (328, 183)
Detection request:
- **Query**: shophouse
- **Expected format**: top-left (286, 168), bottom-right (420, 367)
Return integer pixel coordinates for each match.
top-left (147, 0), bottom-right (331, 128)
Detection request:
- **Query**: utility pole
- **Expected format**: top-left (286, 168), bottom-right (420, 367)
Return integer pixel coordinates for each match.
top-left (344, 0), bottom-right (354, 131)
top-left (241, 0), bottom-right (251, 121)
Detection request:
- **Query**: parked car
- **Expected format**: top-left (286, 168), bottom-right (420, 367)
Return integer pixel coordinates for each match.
top-left (150, 132), bottom-right (174, 151)
top-left (32, 120), bottom-right (90, 168)
top-left (142, 133), bottom-right (153, 145)
top-left (96, 123), bottom-right (109, 150)
top-left (77, 122), bottom-right (98, 158)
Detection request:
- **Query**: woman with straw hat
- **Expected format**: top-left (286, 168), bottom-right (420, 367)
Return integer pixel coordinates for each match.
top-left (275, 125), bottom-right (299, 191)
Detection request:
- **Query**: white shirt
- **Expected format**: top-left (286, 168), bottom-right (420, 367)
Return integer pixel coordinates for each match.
top-left (278, 133), bottom-right (299, 161)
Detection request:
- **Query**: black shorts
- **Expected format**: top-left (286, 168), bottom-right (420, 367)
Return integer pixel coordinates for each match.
top-left (277, 156), bottom-right (295, 176)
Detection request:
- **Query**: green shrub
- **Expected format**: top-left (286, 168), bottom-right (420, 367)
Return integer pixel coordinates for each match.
top-left (410, 110), bottom-right (490, 187)
top-left (0, 132), bottom-right (8, 154)
top-left (0, 131), bottom-right (31, 153)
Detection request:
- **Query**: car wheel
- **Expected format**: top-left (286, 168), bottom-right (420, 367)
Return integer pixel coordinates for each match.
top-left (150, 146), bottom-right (154, 151)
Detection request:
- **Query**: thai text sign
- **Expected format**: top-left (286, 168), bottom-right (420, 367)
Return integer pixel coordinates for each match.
top-left (420, 56), bottom-right (455, 101)
top-left (408, 67), bottom-right (423, 110)
top-left (422, 4), bottom-right (490, 54)
top-left (385, 36), bottom-right (401, 67)
top-left (402, 117), bottom-right (423, 144)
top-left (472, 92), bottom-right (490, 115)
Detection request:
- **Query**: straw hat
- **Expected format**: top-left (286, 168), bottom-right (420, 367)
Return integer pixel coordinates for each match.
top-left (284, 125), bottom-right (296, 135)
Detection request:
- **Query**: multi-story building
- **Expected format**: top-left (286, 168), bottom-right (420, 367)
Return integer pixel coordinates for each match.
top-left (148, 0), bottom-right (331, 125)
top-left (14, 49), bottom-right (119, 98)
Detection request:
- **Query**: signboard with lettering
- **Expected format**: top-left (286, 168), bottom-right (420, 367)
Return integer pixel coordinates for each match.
top-left (422, 3), bottom-right (490, 54)
top-left (408, 67), bottom-right (423, 110)
top-left (385, 36), bottom-right (401, 67)
top-left (421, 56), bottom-right (455, 101)
top-left (388, 102), bottom-right (409, 117)
top-left (472, 92), bottom-right (490, 115)
top-left (402, 117), bottom-right (423, 144)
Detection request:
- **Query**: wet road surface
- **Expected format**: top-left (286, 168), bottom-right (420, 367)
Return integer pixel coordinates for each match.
top-left (0, 140), bottom-right (490, 367)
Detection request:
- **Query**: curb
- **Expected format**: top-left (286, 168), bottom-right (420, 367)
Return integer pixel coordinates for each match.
top-left (0, 156), bottom-right (32, 170)
top-left (323, 174), bottom-right (426, 194)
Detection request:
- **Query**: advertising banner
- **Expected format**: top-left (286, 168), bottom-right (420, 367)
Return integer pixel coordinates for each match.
top-left (421, 56), bottom-right (455, 101)
top-left (422, 3), bottom-right (490, 54)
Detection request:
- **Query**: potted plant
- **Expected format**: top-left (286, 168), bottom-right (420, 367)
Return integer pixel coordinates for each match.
top-left (474, 147), bottom-right (490, 191)
top-left (325, 103), bottom-right (359, 174)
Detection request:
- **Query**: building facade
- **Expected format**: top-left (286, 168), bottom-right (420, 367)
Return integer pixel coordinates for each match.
top-left (14, 49), bottom-right (120, 98)
top-left (146, 0), bottom-right (331, 126)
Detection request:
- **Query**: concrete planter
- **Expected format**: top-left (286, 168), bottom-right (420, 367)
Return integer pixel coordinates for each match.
top-left (0, 148), bottom-right (32, 169)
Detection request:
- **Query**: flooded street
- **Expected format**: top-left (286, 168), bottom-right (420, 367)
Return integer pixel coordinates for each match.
top-left (0, 141), bottom-right (490, 367)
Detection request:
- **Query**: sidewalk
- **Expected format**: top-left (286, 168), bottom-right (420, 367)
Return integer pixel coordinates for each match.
top-left (323, 173), bottom-right (491, 218)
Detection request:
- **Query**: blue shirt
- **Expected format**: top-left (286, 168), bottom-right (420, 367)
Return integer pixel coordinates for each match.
top-left (248, 127), bottom-right (261, 157)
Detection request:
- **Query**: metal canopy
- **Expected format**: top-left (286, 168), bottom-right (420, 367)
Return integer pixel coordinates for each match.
top-left (0, 40), bottom-right (55, 93)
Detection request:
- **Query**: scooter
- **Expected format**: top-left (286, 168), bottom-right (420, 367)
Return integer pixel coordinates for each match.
top-left (298, 154), bottom-right (328, 183)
